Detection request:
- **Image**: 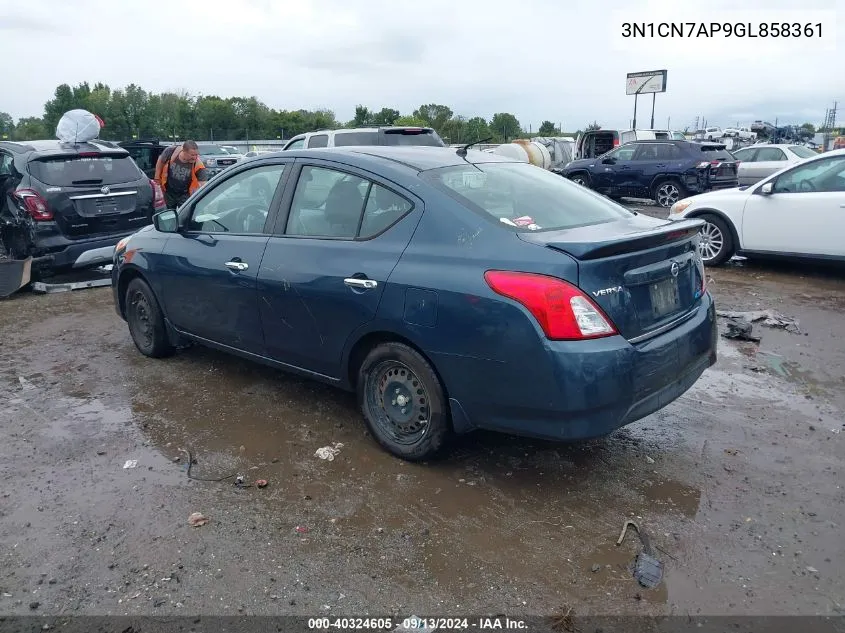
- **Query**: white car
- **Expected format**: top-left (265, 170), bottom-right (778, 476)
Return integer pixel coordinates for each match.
top-left (731, 143), bottom-right (818, 186)
top-left (667, 149), bottom-right (845, 266)
top-left (724, 126), bottom-right (756, 140)
top-left (704, 127), bottom-right (722, 140)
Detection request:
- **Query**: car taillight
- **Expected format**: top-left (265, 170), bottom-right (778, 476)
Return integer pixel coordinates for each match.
top-left (13, 189), bottom-right (53, 220)
top-left (150, 179), bottom-right (166, 210)
top-left (484, 271), bottom-right (617, 340)
top-left (613, 138), bottom-right (620, 147)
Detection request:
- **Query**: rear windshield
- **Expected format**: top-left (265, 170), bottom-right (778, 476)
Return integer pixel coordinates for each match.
top-left (788, 145), bottom-right (817, 159)
top-left (28, 155), bottom-right (142, 186)
top-left (383, 129), bottom-right (445, 147)
top-left (333, 131), bottom-right (379, 146)
top-left (698, 146), bottom-right (734, 160)
top-left (197, 145), bottom-right (228, 155)
top-left (425, 162), bottom-right (632, 232)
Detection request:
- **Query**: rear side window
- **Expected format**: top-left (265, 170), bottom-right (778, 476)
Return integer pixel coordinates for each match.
top-left (307, 135), bottom-right (328, 148)
top-left (697, 146), bottom-right (734, 161)
top-left (333, 132), bottom-right (379, 146)
top-left (755, 147), bottom-right (787, 161)
top-left (788, 145), bottom-right (817, 159)
top-left (28, 155), bottom-right (143, 186)
top-left (427, 162), bottom-right (631, 232)
top-left (383, 129), bottom-right (445, 147)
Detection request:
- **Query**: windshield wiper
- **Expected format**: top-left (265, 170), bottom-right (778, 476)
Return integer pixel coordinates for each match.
top-left (72, 178), bottom-right (103, 185)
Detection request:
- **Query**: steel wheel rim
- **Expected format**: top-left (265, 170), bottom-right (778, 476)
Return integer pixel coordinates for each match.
top-left (365, 360), bottom-right (430, 446)
top-left (657, 183), bottom-right (680, 207)
top-left (699, 222), bottom-right (724, 261)
top-left (128, 290), bottom-right (154, 349)
top-left (572, 176), bottom-right (587, 186)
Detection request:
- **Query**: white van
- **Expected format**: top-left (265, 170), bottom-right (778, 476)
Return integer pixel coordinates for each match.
top-left (572, 129), bottom-right (676, 160)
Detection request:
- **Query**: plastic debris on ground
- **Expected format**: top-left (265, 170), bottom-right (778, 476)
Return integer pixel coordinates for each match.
top-left (315, 443), bottom-right (344, 461)
top-left (188, 512), bottom-right (209, 527)
top-left (717, 309), bottom-right (800, 333)
top-left (616, 519), bottom-right (664, 589)
top-left (122, 460), bottom-right (138, 469)
top-left (295, 526), bottom-right (309, 534)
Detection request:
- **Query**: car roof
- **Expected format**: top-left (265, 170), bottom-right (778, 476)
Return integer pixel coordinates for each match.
top-left (264, 146), bottom-right (514, 171)
top-left (0, 139), bottom-right (129, 157)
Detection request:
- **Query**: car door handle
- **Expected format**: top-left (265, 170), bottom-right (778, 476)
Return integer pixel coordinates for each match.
top-left (344, 278), bottom-right (377, 289)
top-left (225, 260), bottom-right (249, 271)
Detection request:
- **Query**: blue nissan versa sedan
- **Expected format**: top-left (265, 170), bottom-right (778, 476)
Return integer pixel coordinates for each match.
top-left (112, 146), bottom-right (717, 461)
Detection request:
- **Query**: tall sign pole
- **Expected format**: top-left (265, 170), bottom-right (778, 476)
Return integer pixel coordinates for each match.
top-left (650, 93), bottom-right (656, 129)
top-left (626, 70), bottom-right (667, 131)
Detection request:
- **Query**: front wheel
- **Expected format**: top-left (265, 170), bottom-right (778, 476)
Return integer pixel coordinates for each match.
top-left (357, 342), bottom-right (451, 461)
top-left (697, 214), bottom-right (735, 266)
top-left (569, 173), bottom-right (591, 187)
top-left (125, 277), bottom-right (174, 358)
top-left (653, 179), bottom-right (686, 208)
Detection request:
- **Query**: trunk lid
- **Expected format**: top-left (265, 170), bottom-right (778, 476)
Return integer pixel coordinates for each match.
top-left (518, 216), bottom-right (707, 341)
top-left (696, 144), bottom-right (739, 188)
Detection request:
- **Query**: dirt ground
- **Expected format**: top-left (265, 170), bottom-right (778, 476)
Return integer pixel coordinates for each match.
top-left (1, 249), bottom-right (843, 618)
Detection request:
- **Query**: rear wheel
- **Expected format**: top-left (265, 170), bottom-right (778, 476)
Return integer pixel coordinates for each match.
top-left (357, 342), bottom-right (451, 461)
top-left (569, 172), bottom-right (591, 187)
top-left (653, 179), bottom-right (686, 208)
top-left (125, 277), bottom-right (174, 358)
top-left (697, 214), bottom-right (734, 266)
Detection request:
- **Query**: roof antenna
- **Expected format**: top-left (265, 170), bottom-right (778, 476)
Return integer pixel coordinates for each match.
top-left (456, 137), bottom-right (493, 158)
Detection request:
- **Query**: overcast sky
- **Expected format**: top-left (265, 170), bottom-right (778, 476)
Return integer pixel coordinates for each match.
top-left (1, 0), bottom-right (841, 132)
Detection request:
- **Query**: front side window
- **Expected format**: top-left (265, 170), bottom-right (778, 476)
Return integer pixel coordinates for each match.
top-left (731, 148), bottom-right (756, 162)
top-left (197, 145), bottom-right (228, 155)
top-left (772, 156), bottom-right (845, 194)
top-left (0, 152), bottom-right (13, 175)
top-left (427, 162), bottom-right (631, 232)
top-left (788, 145), bottom-right (817, 159)
top-left (607, 144), bottom-right (637, 161)
top-left (285, 138), bottom-right (305, 150)
top-left (186, 164), bottom-right (285, 233)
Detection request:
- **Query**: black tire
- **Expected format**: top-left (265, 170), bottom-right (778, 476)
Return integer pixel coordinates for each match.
top-left (653, 178), bottom-right (687, 208)
top-left (125, 277), bottom-right (174, 358)
top-left (357, 342), bottom-right (451, 461)
top-left (696, 213), bottom-right (735, 266)
top-left (569, 172), bottom-right (591, 187)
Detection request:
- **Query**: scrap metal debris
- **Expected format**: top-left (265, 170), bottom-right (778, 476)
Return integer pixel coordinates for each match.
top-left (315, 443), bottom-right (344, 461)
top-left (717, 309), bottom-right (800, 333)
top-left (722, 319), bottom-right (761, 342)
top-left (616, 519), bottom-right (664, 589)
top-left (122, 460), bottom-right (138, 469)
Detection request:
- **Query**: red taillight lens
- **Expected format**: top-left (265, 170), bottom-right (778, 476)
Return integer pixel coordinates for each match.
top-left (484, 271), bottom-right (617, 340)
top-left (613, 138), bottom-right (620, 147)
top-left (13, 189), bottom-right (53, 220)
top-left (150, 179), bottom-right (166, 210)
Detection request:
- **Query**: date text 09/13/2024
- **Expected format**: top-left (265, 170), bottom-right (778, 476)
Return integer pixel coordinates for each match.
top-left (307, 617), bottom-right (528, 630)
top-left (621, 22), bottom-right (823, 38)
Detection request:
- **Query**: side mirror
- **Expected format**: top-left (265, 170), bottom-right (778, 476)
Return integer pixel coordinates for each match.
top-left (759, 182), bottom-right (774, 195)
top-left (602, 157), bottom-right (616, 165)
top-left (153, 209), bottom-right (180, 233)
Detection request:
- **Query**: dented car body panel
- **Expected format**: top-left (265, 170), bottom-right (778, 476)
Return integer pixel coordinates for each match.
top-left (0, 140), bottom-right (156, 273)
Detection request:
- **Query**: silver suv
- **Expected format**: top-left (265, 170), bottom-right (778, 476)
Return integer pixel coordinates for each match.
top-left (282, 126), bottom-right (446, 150)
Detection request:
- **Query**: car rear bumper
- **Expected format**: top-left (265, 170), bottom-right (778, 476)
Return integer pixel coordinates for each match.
top-left (32, 229), bottom-right (137, 270)
top-left (437, 293), bottom-right (718, 441)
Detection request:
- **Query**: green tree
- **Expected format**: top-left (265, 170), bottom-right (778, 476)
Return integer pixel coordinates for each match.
top-left (489, 112), bottom-right (521, 142)
top-left (43, 84), bottom-right (78, 132)
top-left (352, 105), bottom-right (372, 127)
top-left (371, 107), bottom-right (400, 126)
top-left (440, 116), bottom-right (468, 144)
top-left (463, 116), bottom-right (492, 143)
top-left (394, 115), bottom-right (428, 127)
top-left (0, 112), bottom-right (13, 140)
top-left (538, 120), bottom-right (557, 136)
top-left (13, 117), bottom-right (47, 141)
top-left (585, 121), bottom-right (601, 131)
top-left (412, 104), bottom-right (453, 131)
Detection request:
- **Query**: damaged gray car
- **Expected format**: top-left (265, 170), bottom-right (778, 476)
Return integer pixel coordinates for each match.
top-left (0, 140), bottom-right (164, 278)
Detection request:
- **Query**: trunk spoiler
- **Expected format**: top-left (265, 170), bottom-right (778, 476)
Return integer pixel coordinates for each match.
top-left (518, 218), bottom-right (705, 260)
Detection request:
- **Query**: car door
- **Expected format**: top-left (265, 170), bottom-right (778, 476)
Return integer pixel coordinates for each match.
top-left (746, 146), bottom-right (788, 182)
top-left (731, 147), bottom-right (758, 185)
top-left (156, 159), bottom-right (292, 353)
top-left (594, 143), bottom-right (638, 195)
top-left (741, 155), bottom-right (845, 256)
top-left (257, 160), bottom-right (422, 378)
top-left (630, 142), bottom-right (679, 198)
